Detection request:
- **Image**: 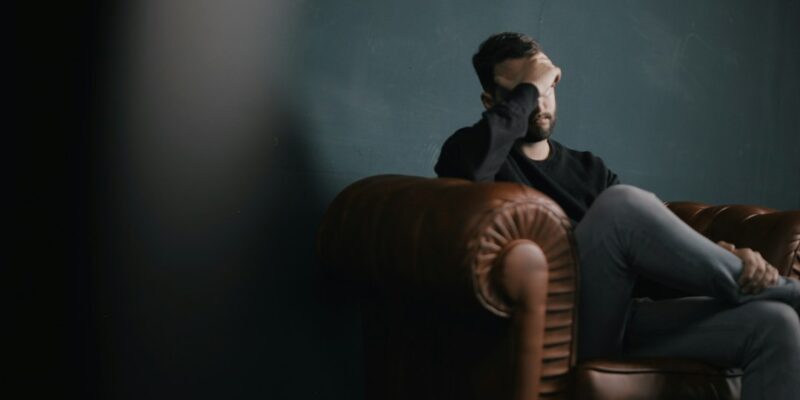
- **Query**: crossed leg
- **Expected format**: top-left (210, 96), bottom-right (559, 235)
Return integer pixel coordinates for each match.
top-left (574, 185), bottom-right (800, 399)
top-left (624, 297), bottom-right (800, 400)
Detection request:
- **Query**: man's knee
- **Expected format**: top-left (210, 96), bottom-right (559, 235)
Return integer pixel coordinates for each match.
top-left (595, 185), bottom-right (655, 207)
top-left (585, 184), bottom-right (658, 223)
top-left (747, 301), bottom-right (800, 349)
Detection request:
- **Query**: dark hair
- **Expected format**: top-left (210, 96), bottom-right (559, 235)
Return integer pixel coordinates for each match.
top-left (472, 32), bottom-right (541, 94)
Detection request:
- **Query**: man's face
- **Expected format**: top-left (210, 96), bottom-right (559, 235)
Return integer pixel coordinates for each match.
top-left (488, 57), bottom-right (558, 143)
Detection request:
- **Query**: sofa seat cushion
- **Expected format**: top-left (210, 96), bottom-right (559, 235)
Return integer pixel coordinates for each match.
top-left (575, 359), bottom-right (742, 400)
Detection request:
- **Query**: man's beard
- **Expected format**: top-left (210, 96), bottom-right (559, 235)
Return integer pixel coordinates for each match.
top-left (523, 111), bottom-right (557, 143)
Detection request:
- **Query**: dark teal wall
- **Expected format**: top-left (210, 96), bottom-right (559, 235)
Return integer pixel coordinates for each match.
top-left (291, 0), bottom-right (799, 209)
top-left (49, 1), bottom-right (798, 399)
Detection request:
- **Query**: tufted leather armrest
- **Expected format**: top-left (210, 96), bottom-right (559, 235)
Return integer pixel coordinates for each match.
top-left (317, 174), bottom-right (578, 317)
top-left (316, 174), bottom-right (580, 399)
top-left (667, 202), bottom-right (800, 278)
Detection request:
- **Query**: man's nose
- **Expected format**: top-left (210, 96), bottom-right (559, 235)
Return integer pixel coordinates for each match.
top-left (537, 95), bottom-right (548, 110)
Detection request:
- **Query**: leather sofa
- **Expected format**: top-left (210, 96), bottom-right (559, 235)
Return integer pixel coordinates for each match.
top-left (316, 175), bottom-right (800, 400)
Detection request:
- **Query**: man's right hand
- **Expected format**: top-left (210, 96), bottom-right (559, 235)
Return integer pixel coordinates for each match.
top-left (494, 52), bottom-right (562, 96)
top-left (717, 240), bottom-right (780, 294)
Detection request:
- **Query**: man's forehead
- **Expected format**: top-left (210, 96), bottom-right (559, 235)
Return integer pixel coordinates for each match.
top-left (493, 57), bottom-right (528, 76)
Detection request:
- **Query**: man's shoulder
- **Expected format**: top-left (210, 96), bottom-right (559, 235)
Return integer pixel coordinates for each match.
top-left (447, 125), bottom-right (478, 140)
top-left (439, 124), bottom-right (488, 153)
top-left (438, 125), bottom-right (468, 145)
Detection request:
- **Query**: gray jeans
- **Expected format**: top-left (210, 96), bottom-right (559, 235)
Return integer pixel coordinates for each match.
top-left (575, 185), bottom-right (800, 400)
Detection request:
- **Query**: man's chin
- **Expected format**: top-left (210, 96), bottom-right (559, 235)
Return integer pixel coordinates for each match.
top-left (524, 115), bottom-right (556, 143)
top-left (522, 131), bottom-right (550, 143)
top-left (523, 125), bottom-right (554, 143)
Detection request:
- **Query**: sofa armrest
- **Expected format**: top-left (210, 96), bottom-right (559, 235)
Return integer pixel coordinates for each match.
top-left (667, 202), bottom-right (800, 278)
top-left (316, 174), bottom-right (577, 316)
top-left (317, 174), bottom-right (580, 399)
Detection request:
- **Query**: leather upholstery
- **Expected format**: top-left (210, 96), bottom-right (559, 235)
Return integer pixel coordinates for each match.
top-left (316, 175), bottom-right (800, 399)
top-left (575, 359), bottom-right (742, 400)
top-left (317, 174), bottom-right (576, 316)
top-left (317, 175), bottom-right (578, 399)
top-left (667, 202), bottom-right (800, 278)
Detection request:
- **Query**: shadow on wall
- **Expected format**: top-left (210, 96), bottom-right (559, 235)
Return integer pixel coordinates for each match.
top-left (95, 87), bottom-right (364, 399)
top-left (237, 94), bottom-right (365, 399)
top-left (57, 0), bottom-right (372, 396)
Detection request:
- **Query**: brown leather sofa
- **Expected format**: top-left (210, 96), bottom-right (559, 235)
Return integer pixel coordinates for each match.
top-left (316, 175), bottom-right (800, 400)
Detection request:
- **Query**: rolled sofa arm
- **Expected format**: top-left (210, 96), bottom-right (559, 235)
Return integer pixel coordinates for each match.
top-left (667, 202), bottom-right (800, 278)
top-left (316, 174), bottom-right (577, 317)
top-left (317, 175), bottom-right (580, 399)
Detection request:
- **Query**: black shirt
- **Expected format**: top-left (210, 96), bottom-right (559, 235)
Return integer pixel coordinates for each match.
top-left (435, 83), bottom-right (619, 224)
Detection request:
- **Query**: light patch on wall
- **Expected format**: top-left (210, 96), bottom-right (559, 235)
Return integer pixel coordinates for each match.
top-left (113, 0), bottom-right (296, 237)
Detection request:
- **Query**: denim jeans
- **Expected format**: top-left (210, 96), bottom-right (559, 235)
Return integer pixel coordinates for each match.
top-left (575, 185), bottom-right (800, 400)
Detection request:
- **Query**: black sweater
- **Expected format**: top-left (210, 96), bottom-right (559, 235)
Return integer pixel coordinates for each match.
top-left (435, 83), bottom-right (619, 224)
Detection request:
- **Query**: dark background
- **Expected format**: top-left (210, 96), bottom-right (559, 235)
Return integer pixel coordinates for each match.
top-left (24, 0), bottom-right (799, 399)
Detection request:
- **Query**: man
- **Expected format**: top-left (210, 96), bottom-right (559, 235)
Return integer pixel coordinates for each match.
top-left (435, 32), bottom-right (800, 399)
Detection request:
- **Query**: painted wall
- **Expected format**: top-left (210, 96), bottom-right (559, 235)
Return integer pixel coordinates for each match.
top-left (45, 0), bottom-right (798, 399)
top-left (295, 0), bottom-right (799, 208)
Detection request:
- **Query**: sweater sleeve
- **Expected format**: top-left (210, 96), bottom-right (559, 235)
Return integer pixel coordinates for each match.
top-left (434, 83), bottom-right (539, 182)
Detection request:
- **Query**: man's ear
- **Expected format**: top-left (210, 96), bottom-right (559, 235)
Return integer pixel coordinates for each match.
top-left (480, 91), bottom-right (494, 110)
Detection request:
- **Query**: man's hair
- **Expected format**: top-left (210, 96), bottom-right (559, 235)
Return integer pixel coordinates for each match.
top-left (472, 32), bottom-right (541, 94)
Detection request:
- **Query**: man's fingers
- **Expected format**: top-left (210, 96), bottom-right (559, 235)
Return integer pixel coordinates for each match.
top-left (770, 268), bottom-right (781, 287)
top-left (734, 248), bottom-right (780, 295)
top-left (758, 264), bottom-right (780, 292)
top-left (736, 250), bottom-right (757, 287)
top-left (744, 269), bottom-right (765, 294)
top-left (737, 250), bottom-right (765, 294)
top-left (753, 259), bottom-right (768, 293)
top-left (754, 267), bottom-right (778, 294)
top-left (717, 241), bottom-right (735, 252)
top-left (739, 250), bottom-right (775, 294)
top-left (750, 258), bottom-right (769, 293)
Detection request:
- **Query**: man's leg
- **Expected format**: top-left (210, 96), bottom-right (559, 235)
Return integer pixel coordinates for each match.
top-left (624, 297), bottom-right (800, 400)
top-left (575, 184), bottom-right (800, 359)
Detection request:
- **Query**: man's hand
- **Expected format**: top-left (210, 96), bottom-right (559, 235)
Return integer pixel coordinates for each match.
top-left (717, 240), bottom-right (780, 294)
top-left (493, 52), bottom-right (562, 96)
